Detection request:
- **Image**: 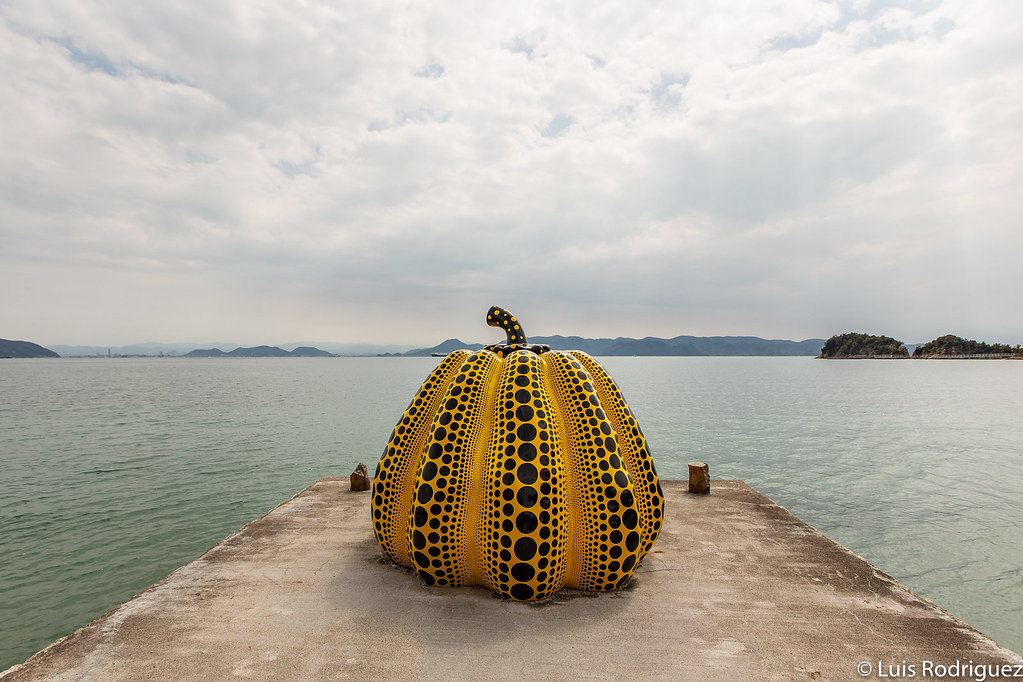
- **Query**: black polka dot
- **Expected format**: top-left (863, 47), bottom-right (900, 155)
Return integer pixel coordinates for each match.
top-left (623, 508), bottom-right (638, 529)
top-left (514, 536), bottom-right (537, 560)
top-left (417, 484), bottom-right (433, 504)
top-left (517, 486), bottom-right (538, 508)
top-left (516, 423), bottom-right (537, 441)
top-left (511, 562), bottom-right (535, 582)
top-left (518, 442), bottom-right (537, 461)
top-left (516, 511), bottom-right (538, 534)
top-left (510, 583), bottom-right (535, 600)
top-left (517, 463), bottom-right (538, 484)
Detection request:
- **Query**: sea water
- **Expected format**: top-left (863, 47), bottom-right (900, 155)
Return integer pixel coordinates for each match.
top-left (1, 356), bottom-right (1020, 667)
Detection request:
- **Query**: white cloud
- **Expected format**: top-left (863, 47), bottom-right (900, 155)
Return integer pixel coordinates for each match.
top-left (2, 0), bottom-right (1022, 345)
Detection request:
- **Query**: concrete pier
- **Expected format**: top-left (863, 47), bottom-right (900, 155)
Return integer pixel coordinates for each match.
top-left (4, 479), bottom-right (1020, 680)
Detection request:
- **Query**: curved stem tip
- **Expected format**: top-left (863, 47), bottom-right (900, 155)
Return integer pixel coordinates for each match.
top-left (486, 306), bottom-right (527, 346)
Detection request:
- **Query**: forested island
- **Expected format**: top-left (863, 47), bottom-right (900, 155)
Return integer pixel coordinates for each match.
top-left (819, 333), bottom-right (1023, 359)
top-left (0, 338), bottom-right (60, 358)
top-left (817, 333), bottom-right (910, 358)
top-left (912, 335), bottom-right (1023, 358)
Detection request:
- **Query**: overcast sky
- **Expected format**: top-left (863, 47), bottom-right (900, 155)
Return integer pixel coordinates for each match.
top-left (2, 1), bottom-right (1021, 347)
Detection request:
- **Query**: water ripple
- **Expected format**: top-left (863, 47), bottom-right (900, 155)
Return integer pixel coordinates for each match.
top-left (1, 356), bottom-right (1021, 665)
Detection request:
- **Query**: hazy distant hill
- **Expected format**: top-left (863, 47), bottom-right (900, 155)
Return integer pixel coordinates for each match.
top-left (227, 345), bottom-right (292, 357)
top-left (52, 341), bottom-right (413, 357)
top-left (183, 345), bottom-right (337, 357)
top-left (52, 342), bottom-right (240, 357)
top-left (290, 346), bottom-right (334, 357)
top-left (182, 348), bottom-right (229, 357)
top-left (404, 335), bottom-right (825, 357)
top-left (404, 338), bottom-right (486, 356)
top-left (0, 338), bottom-right (60, 358)
top-left (285, 342), bottom-right (416, 356)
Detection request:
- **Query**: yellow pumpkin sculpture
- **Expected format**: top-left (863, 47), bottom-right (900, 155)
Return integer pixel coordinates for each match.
top-left (371, 306), bottom-right (664, 601)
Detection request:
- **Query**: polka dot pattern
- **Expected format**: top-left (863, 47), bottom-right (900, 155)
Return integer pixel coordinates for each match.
top-left (371, 342), bottom-right (664, 601)
top-left (372, 350), bottom-right (471, 566)
top-left (476, 349), bottom-right (567, 601)
top-left (486, 305), bottom-right (527, 346)
top-left (571, 352), bottom-right (665, 557)
top-left (406, 351), bottom-right (500, 588)
top-left (544, 351), bottom-right (644, 591)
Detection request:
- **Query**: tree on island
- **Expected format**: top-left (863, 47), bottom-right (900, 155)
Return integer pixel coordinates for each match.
top-left (818, 333), bottom-right (909, 358)
top-left (912, 334), bottom-right (1023, 358)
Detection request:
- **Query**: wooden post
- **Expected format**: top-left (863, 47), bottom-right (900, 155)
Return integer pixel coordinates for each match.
top-left (350, 462), bottom-right (371, 491)
top-left (688, 461), bottom-right (710, 494)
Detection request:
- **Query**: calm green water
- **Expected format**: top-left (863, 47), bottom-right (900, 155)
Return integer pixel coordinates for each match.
top-left (1, 357), bottom-right (1020, 667)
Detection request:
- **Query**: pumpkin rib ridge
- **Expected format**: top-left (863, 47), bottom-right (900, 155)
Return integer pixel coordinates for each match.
top-left (475, 351), bottom-right (510, 593)
top-left (406, 350), bottom-right (500, 588)
top-left (540, 350), bottom-right (584, 589)
top-left (463, 351), bottom-right (502, 586)
top-left (397, 349), bottom-right (471, 568)
top-left (373, 350), bottom-right (470, 567)
top-left (480, 349), bottom-right (569, 601)
top-left (548, 351), bottom-right (643, 590)
top-left (571, 351), bottom-right (664, 560)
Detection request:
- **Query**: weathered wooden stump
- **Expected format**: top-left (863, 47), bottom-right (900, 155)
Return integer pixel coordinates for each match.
top-left (350, 462), bottom-right (371, 491)
top-left (688, 461), bottom-right (710, 494)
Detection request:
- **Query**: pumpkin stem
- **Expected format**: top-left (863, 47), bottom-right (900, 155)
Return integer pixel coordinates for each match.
top-left (486, 306), bottom-right (527, 346)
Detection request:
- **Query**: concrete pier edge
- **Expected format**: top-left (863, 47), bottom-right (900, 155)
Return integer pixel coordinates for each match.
top-left (4, 478), bottom-right (1021, 680)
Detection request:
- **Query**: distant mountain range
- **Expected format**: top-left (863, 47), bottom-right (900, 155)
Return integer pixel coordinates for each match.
top-left (184, 345), bottom-right (336, 358)
top-left (14, 335), bottom-right (828, 359)
top-left (47, 342), bottom-right (415, 357)
top-left (404, 335), bottom-right (827, 357)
